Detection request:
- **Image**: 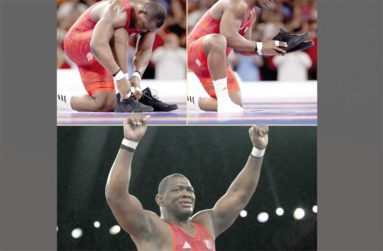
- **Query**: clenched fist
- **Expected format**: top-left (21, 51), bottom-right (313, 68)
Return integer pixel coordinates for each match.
top-left (123, 114), bottom-right (148, 142)
top-left (249, 125), bottom-right (269, 149)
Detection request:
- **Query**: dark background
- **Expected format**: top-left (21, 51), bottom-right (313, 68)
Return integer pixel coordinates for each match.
top-left (58, 126), bottom-right (317, 250)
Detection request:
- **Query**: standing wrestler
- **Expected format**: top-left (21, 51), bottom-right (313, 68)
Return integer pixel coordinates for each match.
top-left (58, 0), bottom-right (177, 112)
top-left (187, 0), bottom-right (310, 113)
top-left (105, 114), bottom-right (268, 250)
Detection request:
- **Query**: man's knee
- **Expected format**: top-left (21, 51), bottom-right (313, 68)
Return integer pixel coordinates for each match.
top-left (93, 92), bottom-right (115, 111)
top-left (203, 34), bottom-right (227, 54)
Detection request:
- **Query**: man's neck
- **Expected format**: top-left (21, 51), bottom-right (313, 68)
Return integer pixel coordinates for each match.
top-left (161, 215), bottom-right (192, 226)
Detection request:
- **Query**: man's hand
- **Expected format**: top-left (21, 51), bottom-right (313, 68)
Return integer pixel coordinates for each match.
top-left (249, 125), bottom-right (269, 149)
top-left (129, 77), bottom-right (143, 100)
top-left (116, 78), bottom-right (132, 101)
top-left (260, 40), bottom-right (287, 56)
top-left (123, 114), bottom-right (148, 142)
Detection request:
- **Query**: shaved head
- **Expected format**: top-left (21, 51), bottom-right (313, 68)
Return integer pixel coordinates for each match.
top-left (143, 1), bottom-right (167, 28)
top-left (158, 173), bottom-right (188, 194)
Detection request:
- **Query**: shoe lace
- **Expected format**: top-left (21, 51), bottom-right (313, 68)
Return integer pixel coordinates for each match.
top-left (142, 88), bottom-right (166, 105)
top-left (281, 30), bottom-right (298, 40)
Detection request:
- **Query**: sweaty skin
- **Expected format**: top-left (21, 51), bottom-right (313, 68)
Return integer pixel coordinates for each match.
top-left (90, 0), bottom-right (157, 100)
top-left (105, 114), bottom-right (269, 250)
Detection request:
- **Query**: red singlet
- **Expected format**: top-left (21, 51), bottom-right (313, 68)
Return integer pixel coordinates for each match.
top-left (168, 222), bottom-right (216, 251)
top-left (64, 0), bottom-right (137, 95)
top-left (187, 8), bottom-right (255, 98)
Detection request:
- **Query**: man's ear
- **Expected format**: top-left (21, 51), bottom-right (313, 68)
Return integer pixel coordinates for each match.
top-left (138, 9), bottom-right (147, 15)
top-left (155, 194), bottom-right (163, 206)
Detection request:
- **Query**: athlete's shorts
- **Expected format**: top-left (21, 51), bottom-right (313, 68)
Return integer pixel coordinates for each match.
top-left (64, 30), bottom-right (115, 96)
top-left (187, 37), bottom-right (240, 98)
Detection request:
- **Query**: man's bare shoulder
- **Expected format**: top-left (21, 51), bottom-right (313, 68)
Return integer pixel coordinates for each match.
top-left (191, 209), bottom-right (216, 238)
top-left (144, 210), bottom-right (173, 233)
top-left (90, 0), bottom-right (127, 23)
top-left (225, 0), bottom-right (248, 17)
top-left (210, 0), bottom-right (247, 20)
top-left (131, 212), bottom-right (173, 251)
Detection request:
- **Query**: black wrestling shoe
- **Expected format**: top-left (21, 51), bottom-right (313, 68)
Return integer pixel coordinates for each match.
top-left (115, 94), bottom-right (153, 113)
top-left (273, 28), bottom-right (310, 52)
top-left (140, 88), bottom-right (178, 112)
top-left (287, 40), bottom-right (315, 52)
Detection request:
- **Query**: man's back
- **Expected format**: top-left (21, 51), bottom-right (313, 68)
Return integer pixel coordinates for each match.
top-left (188, 0), bottom-right (256, 45)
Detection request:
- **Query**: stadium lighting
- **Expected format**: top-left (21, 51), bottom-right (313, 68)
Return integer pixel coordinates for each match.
top-left (71, 228), bottom-right (83, 239)
top-left (276, 207), bottom-right (284, 216)
top-left (312, 205), bottom-right (318, 213)
top-left (293, 208), bottom-right (305, 220)
top-left (109, 225), bottom-right (121, 235)
top-left (240, 210), bottom-right (248, 218)
top-left (93, 221), bottom-right (101, 228)
top-left (257, 212), bottom-right (269, 223)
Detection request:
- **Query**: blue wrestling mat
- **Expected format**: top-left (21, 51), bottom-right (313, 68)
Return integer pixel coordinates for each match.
top-left (57, 102), bottom-right (316, 126)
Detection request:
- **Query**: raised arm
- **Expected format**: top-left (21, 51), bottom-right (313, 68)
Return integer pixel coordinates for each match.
top-left (105, 114), bottom-right (152, 238)
top-left (211, 125), bottom-right (269, 236)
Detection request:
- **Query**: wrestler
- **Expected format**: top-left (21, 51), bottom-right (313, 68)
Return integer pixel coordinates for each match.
top-left (187, 0), bottom-right (311, 112)
top-left (58, 0), bottom-right (177, 112)
top-left (105, 114), bottom-right (268, 250)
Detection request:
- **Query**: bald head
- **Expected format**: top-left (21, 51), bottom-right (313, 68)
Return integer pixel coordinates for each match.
top-left (142, 1), bottom-right (167, 28)
top-left (158, 173), bottom-right (188, 194)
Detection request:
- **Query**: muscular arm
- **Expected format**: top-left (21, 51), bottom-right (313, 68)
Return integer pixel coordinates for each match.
top-left (220, 1), bottom-right (286, 56)
top-left (90, 1), bottom-right (127, 74)
top-left (132, 32), bottom-right (156, 76)
top-left (220, 3), bottom-right (256, 52)
top-left (212, 156), bottom-right (263, 236)
top-left (105, 116), bottom-right (152, 238)
top-left (210, 126), bottom-right (268, 237)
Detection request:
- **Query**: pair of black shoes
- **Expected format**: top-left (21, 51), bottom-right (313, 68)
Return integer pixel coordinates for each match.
top-left (273, 28), bottom-right (314, 53)
top-left (115, 87), bottom-right (178, 113)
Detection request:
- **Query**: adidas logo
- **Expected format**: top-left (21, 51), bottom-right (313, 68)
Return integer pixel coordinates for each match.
top-left (58, 94), bottom-right (66, 103)
top-left (86, 52), bottom-right (93, 61)
top-left (195, 59), bottom-right (202, 67)
top-left (187, 96), bottom-right (195, 104)
top-left (182, 241), bottom-right (192, 249)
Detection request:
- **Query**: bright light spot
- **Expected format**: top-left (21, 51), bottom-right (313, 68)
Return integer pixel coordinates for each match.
top-left (109, 225), bottom-right (121, 235)
top-left (276, 207), bottom-right (284, 216)
top-left (71, 228), bottom-right (83, 239)
top-left (56, 226), bottom-right (58, 231)
top-left (257, 212), bottom-right (269, 223)
top-left (94, 221), bottom-right (101, 228)
top-left (293, 208), bottom-right (305, 220)
top-left (312, 205), bottom-right (318, 213)
top-left (240, 210), bottom-right (248, 217)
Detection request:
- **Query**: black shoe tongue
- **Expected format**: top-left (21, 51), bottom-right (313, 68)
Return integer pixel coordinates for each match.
top-left (142, 87), bottom-right (151, 96)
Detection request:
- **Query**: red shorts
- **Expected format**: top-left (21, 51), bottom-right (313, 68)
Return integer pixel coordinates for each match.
top-left (187, 37), bottom-right (240, 98)
top-left (64, 31), bottom-right (115, 96)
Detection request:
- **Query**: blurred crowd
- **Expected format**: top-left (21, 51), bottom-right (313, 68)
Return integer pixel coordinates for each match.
top-left (57, 0), bottom-right (317, 82)
top-left (189, 0), bottom-right (317, 81)
top-left (57, 0), bottom-right (187, 80)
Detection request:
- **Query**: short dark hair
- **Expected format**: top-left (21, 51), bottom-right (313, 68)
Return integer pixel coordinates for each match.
top-left (143, 1), bottom-right (167, 28)
top-left (158, 173), bottom-right (188, 194)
